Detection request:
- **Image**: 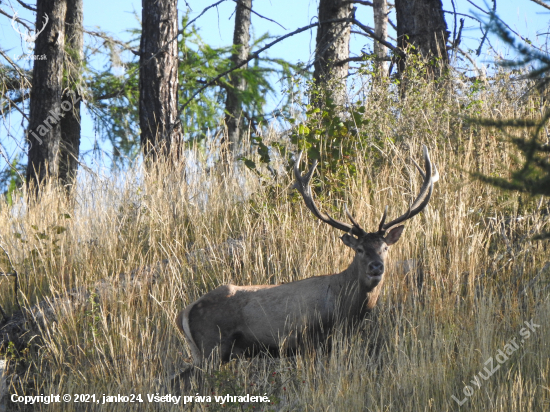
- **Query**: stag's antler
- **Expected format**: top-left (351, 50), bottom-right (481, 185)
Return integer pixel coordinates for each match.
top-left (293, 152), bottom-right (365, 237)
top-left (294, 146), bottom-right (438, 237)
top-left (378, 145), bottom-right (439, 233)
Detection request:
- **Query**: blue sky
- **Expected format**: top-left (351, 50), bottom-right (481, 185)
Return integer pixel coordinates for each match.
top-left (1, 0), bottom-right (549, 170)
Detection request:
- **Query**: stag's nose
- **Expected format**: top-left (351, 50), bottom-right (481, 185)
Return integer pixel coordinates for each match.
top-left (368, 261), bottom-right (384, 276)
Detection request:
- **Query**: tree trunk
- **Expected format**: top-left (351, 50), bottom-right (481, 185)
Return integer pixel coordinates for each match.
top-left (223, 0), bottom-right (252, 157)
top-left (26, 0), bottom-right (67, 193)
top-left (59, 0), bottom-right (83, 189)
top-left (139, 0), bottom-right (181, 160)
top-left (373, 0), bottom-right (389, 77)
top-left (395, 0), bottom-right (449, 78)
top-left (313, 0), bottom-right (353, 107)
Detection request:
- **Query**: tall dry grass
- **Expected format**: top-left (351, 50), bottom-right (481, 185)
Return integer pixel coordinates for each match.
top-left (0, 70), bottom-right (549, 411)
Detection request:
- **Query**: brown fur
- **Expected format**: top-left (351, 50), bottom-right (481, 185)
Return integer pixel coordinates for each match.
top-left (177, 228), bottom-right (404, 365)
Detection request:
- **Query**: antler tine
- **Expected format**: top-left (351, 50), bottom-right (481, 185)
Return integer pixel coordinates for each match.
top-left (344, 204), bottom-right (363, 231)
top-left (411, 157), bottom-right (425, 180)
top-left (432, 163), bottom-right (440, 183)
top-left (407, 145), bottom-right (433, 211)
top-left (379, 145), bottom-right (438, 233)
top-left (293, 152), bottom-right (363, 236)
top-left (378, 205), bottom-right (388, 233)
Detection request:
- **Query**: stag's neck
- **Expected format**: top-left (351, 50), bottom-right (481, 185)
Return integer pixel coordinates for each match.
top-left (331, 262), bottom-right (384, 318)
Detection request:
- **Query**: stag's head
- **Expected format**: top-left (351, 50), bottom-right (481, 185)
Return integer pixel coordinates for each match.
top-left (339, 227), bottom-right (404, 289)
top-left (293, 145), bottom-right (439, 290)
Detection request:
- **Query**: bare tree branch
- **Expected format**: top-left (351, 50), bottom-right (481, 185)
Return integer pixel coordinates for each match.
top-left (457, 47), bottom-right (485, 80)
top-left (178, 20), bottom-right (324, 112)
top-left (442, 10), bottom-right (482, 24)
top-left (335, 54), bottom-right (392, 66)
top-left (465, 0), bottom-right (545, 55)
top-left (1, 94), bottom-right (30, 121)
top-left (529, 0), bottom-right (550, 11)
top-left (352, 18), bottom-right (401, 55)
top-left (183, 0), bottom-right (229, 33)
top-left (455, 18), bottom-right (465, 49)
top-left (474, 0), bottom-right (496, 56)
top-left (16, 0), bottom-right (37, 12)
top-left (0, 50), bottom-right (32, 85)
top-left (93, 88), bottom-right (130, 101)
top-left (466, 0), bottom-right (492, 15)
top-left (0, 50), bottom-right (32, 118)
top-left (1, 94), bottom-right (29, 116)
top-left (84, 30), bottom-right (138, 53)
top-left (450, 0), bottom-right (458, 52)
top-left (0, 7), bottom-right (33, 31)
top-left (352, 29), bottom-right (397, 42)
top-left (231, 0), bottom-right (286, 30)
top-left (0, 142), bottom-right (25, 186)
top-left (0, 68), bottom-right (32, 92)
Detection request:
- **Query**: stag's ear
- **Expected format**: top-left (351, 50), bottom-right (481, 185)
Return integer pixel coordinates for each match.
top-left (341, 233), bottom-right (360, 250)
top-left (385, 225), bottom-right (404, 245)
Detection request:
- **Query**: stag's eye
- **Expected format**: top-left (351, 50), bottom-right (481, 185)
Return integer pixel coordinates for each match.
top-left (356, 247), bottom-right (365, 254)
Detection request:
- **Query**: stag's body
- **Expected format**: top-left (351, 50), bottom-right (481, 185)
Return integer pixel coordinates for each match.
top-left (177, 233), bottom-right (392, 362)
top-left (177, 146), bottom-right (438, 366)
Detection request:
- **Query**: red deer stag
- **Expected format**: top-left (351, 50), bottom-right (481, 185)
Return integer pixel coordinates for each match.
top-left (176, 145), bottom-right (438, 366)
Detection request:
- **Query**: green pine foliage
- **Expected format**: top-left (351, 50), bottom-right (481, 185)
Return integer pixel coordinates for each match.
top-left (85, 15), bottom-right (302, 166)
